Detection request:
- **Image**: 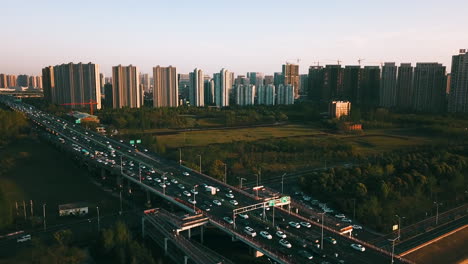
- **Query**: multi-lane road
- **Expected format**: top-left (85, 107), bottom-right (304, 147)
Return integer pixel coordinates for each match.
top-left (1, 95), bottom-right (410, 264)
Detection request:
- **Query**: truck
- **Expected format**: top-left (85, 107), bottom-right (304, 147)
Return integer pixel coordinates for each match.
top-left (205, 186), bottom-right (217, 195)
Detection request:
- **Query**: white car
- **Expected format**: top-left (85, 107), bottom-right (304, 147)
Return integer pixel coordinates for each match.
top-left (17, 234), bottom-right (31, 243)
top-left (288, 221), bottom-right (300, 228)
top-left (183, 172), bottom-right (190, 176)
top-left (244, 226), bottom-right (257, 237)
top-left (229, 200), bottom-right (238, 206)
top-left (260, 231), bottom-right (272, 239)
top-left (352, 224), bottom-right (363, 230)
top-left (159, 183), bottom-right (166, 188)
top-left (351, 243), bottom-right (366, 252)
top-left (225, 193), bottom-right (234, 199)
top-left (178, 184), bottom-right (185, 189)
top-left (188, 199), bottom-right (196, 205)
top-left (238, 213), bottom-right (249, 219)
top-left (276, 230), bottom-right (287, 238)
top-left (183, 191), bottom-right (191, 197)
top-left (341, 218), bottom-right (352, 223)
top-left (190, 189), bottom-right (198, 195)
top-left (213, 200), bottom-right (222, 206)
top-left (171, 179), bottom-right (178, 184)
top-left (279, 239), bottom-right (292, 248)
top-left (223, 216), bottom-right (233, 224)
top-left (335, 214), bottom-right (346, 218)
top-left (300, 222), bottom-right (311, 228)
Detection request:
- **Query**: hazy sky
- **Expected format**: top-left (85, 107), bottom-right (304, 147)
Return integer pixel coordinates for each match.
top-left (1, 0), bottom-right (467, 76)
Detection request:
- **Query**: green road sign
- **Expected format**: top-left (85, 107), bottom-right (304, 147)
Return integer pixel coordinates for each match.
top-left (130, 140), bottom-right (135, 145)
top-left (136, 139), bottom-right (142, 144)
top-left (268, 200), bottom-right (276, 206)
top-left (280, 196), bottom-right (290, 203)
top-left (75, 119), bottom-right (81, 124)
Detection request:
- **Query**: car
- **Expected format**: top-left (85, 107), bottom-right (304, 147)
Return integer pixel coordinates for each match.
top-left (165, 181), bottom-right (171, 186)
top-left (352, 224), bottom-right (363, 230)
top-left (154, 178), bottom-right (161, 183)
top-left (161, 175), bottom-right (168, 180)
top-left (260, 231), bottom-right (272, 239)
top-left (190, 189), bottom-right (198, 195)
top-left (204, 201), bottom-right (213, 207)
top-left (351, 243), bottom-right (365, 252)
top-left (238, 213), bottom-right (249, 219)
top-left (183, 191), bottom-right (191, 197)
top-left (341, 218), bottom-right (352, 223)
top-left (174, 192), bottom-right (182, 197)
top-left (325, 237), bottom-right (337, 244)
top-left (200, 205), bottom-right (211, 211)
top-left (229, 200), bottom-right (238, 206)
top-left (170, 179), bottom-right (178, 184)
top-left (289, 221), bottom-right (300, 228)
top-left (144, 149), bottom-right (148, 152)
top-left (276, 230), bottom-right (287, 238)
top-left (188, 199), bottom-right (196, 205)
top-left (183, 172), bottom-right (190, 176)
top-left (300, 221), bottom-right (311, 228)
top-left (159, 183), bottom-right (166, 188)
top-left (244, 226), bottom-right (257, 237)
top-left (335, 214), bottom-right (346, 218)
top-left (146, 176), bottom-right (152, 181)
top-left (279, 239), bottom-right (292, 248)
top-left (225, 188), bottom-right (233, 193)
top-left (225, 193), bottom-right (234, 199)
top-left (178, 184), bottom-right (185, 189)
top-left (213, 200), bottom-right (222, 206)
top-left (298, 250), bottom-right (314, 260)
top-left (223, 216), bottom-right (234, 224)
top-left (17, 234), bottom-right (31, 243)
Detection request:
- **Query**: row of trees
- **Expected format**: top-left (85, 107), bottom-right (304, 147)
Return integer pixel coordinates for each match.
top-left (0, 108), bottom-right (29, 145)
top-left (299, 146), bottom-right (468, 231)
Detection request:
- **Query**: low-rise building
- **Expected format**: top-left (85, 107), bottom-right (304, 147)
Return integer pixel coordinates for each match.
top-left (58, 203), bottom-right (89, 216)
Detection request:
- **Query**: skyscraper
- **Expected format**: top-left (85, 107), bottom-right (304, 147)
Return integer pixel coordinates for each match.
top-left (214, 68), bottom-right (231, 107)
top-left (282, 64), bottom-right (300, 99)
top-left (396, 63), bottom-right (413, 110)
top-left (6, 75), bottom-right (17, 88)
top-left (247, 72), bottom-right (264, 88)
top-left (42, 66), bottom-right (55, 102)
top-left (17, 74), bottom-right (29, 87)
top-left (36, 76), bottom-right (42, 89)
top-left (359, 66), bottom-right (380, 108)
top-left (413, 63), bottom-right (446, 113)
top-left (323, 65), bottom-right (344, 102)
top-left (276, 84), bottom-right (294, 105)
top-left (300, 74), bottom-right (308, 96)
top-left (264, 75), bottom-right (274, 85)
top-left (274, 72), bottom-right (283, 88)
top-left (307, 66), bottom-right (324, 101)
top-left (189, 68), bottom-right (204, 107)
top-left (0, 74), bottom-right (7, 88)
top-left (153, 66), bottom-right (178, 107)
top-left (343, 65), bottom-right (360, 103)
top-left (178, 73), bottom-right (190, 102)
top-left (139, 73), bottom-right (150, 93)
top-left (28, 76), bottom-right (36, 88)
top-left (257, 84), bottom-right (275, 105)
top-left (448, 49), bottom-right (468, 113)
top-left (380, 62), bottom-right (398, 108)
top-left (204, 79), bottom-right (215, 105)
top-left (112, 65), bottom-right (141, 108)
top-left (235, 84), bottom-right (255, 106)
top-left (46, 62), bottom-right (101, 110)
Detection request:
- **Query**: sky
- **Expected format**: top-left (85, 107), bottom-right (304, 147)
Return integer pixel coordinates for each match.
top-left (1, 0), bottom-right (467, 76)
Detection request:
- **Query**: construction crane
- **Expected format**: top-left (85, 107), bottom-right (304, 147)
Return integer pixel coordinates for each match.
top-left (358, 58), bottom-right (365, 66)
top-left (312, 61), bottom-right (321, 67)
top-left (285, 58), bottom-right (301, 65)
top-left (60, 99), bottom-right (98, 115)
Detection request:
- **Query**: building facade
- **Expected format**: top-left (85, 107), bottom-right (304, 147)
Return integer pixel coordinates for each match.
top-left (112, 65), bottom-right (141, 108)
top-left (189, 68), bottom-right (204, 106)
top-left (448, 49), bottom-right (468, 113)
top-left (214, 68), bottom-right (231, 107)
top-left (329, 101), bottom-right (351, 119)
top-left (235, 84), bottom-right (255, 106)
top-left (153, 66), bottom-right (178, 107)
top-left (380, 62), bottom-right (398, 108)
top-left (282, 64), bottom-right (300, 99)
top-left (276, 84), bottom-right (294, 105)
top-left (396, 63), bottom-right (414, 110)
top-left (412, 63), bottom-right (446, 113)
top-left (257, 84), bottom-right (275, 105)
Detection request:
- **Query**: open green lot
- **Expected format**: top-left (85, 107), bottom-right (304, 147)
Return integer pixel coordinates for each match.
top-left (0, 136), bottom-right (119, 231)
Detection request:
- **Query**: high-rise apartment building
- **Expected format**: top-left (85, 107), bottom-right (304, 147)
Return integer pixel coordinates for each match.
top-left (44, 62), bottom-right (101, 110)
top-left (329, 101), bottom-right (351, 119)
top-left (189, 68), bottom-right (204, 106)
top-left (343, 66), bottom-right (360, 103)
top-left (276, 84), bottom-right (294, 105)
top-left (178, 73), bottom-right (190, 102)
top-left (282, 64), bottom-right (300, 99)
top-left (235, 84), bottom-right (255, 106)
top-left (7, 75), bottom-right (17, 87)
top-left (300, 74), bottom-right (308, 96)
top-left (139, 73), bottom-right (150, 93)
top-left (359, 66), bottom-right (380, 108)
top-left (396, 63), bottom-right (413, 110)
top-left (413, 63), bottom-right (446, 113)
top-left (204, 79), bottom-right (215, 105)
top-left (112, 65), bottom-right (141, 108)
top-left (274, 72), bottom-right (283, 88)
top-left (28, 76), bottom-right (36, 88)
top-left (214, 68), bottom-right (231, 107)
top-left (257, 84), bottom-right (275, 105)
top-left (36, 76), bottom-right (42, 89)
top-left (235, 75), bottom-right (250, 85)
top-left (17, 75), bottom-right (29, 87)
top-left (264, 75), bottom-right (274, 85)
top-left (323, 65), bottom-right (344, 102)
top-left (448, 49), bottom-right (468, 113)
top-left (0, 74), bottom-right (7, 88)
top-left (153, 66), bottom-right (178, 107)
top-left (307, 66), bottom-right (324, 101)
top-left (380, 62), bottom-right (398, 107)
top-left (247, 72), bottom-right (264, 88)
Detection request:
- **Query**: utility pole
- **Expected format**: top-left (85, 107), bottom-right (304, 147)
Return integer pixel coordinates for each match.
top-left (388, 237), bottom-right (399, 263)
top-left (30, 200), bottom-right (33, 217)
top-left (434, 202), bottom-right (442, 225)
top-left (352, 199), bottom-right (356, 221)
top-left (193, 185), bottom-right (198, 212)
top-left (120, 155), bottom-right (123, 174)
top-left (197, 154), bottom-right (202, 173)
top-left (281, 173), bottom-right (286, 194)
top-left (119, 190), bottom-right (123, 215)
top-left (319, 212), bottom-right (326, 250)
top-left (139, 163), bottom-right (142, 183)
top-left (23, 200), bottom-right (26, 220)
top-left (395, 215), bottom-right (405, 240)
top-left (97, 206), bottom-right (100, 232)
top-left (224, 163), bottom-right (227, 184)
top-left (179, 148), bottom-right (182, 165)
top-left (238, 177), bottom-right (246, 189)
top-left (42, 204), bottom-right (46, 231)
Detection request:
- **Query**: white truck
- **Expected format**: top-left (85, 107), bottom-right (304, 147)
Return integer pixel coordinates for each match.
top-left (205, 186), bottom-right (217, 195)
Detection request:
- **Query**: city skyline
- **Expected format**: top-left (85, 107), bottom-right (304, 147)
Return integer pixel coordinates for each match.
top-left (1, 0), bottom-right (467, 76)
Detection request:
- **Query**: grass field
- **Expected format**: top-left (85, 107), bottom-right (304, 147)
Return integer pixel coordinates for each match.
top-left (0, 136), bottom-right (119, 231)
top-left (405, 226), bottom-right (468, 264)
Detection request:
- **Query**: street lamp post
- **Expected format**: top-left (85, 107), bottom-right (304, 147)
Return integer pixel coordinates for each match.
top-left (223, 163), bottom-right (227, 184)
top-left (319, 212), bottom-right (326, 250)
top-left (179, 148), bottom-right (182, 165)
top-left (97, 206), bottom-right (100, 232)
top-left (255, 173), bottom-right (260, 198)
top-left (119, 189), bottom-right (123, 215)
top-left (434, 202), bottom-right (442, 225)
top-left (388, 237), bottom-right (399, 264)
top-left (163, 178), bottom-right (166, 196)
top-left (139, 163), bottom-right (142, 183)
top-left (197, 155), bottom-right (202, 173)
top-left (281, 173), bottom-right (286, 194)
top-left (42, 203), bottom-right (46, 231)
top-left (238, 177), bottom-right (246, 189)
top-left (352, 199), bottom-right (356, 221)
top-left (193, 185), bottom-right (198, 212)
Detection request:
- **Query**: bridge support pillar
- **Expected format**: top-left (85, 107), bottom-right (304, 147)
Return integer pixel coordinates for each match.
top-left (184, 256), bottom-right (189, 264)
top-left (200, 226), bottom-right (204, 244)
top-left (116, 174), bottom-right (122, 188)
top-left (101, 168), bottom-right (106, 180)
top-left (141, 218), bottom-right (145, 238)
top-left (145, 190), bottom-right (151, 208)
top-left (164, 237), bottom-right (168, 255)
top-left (188, 228), bottom-right (191, 239)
